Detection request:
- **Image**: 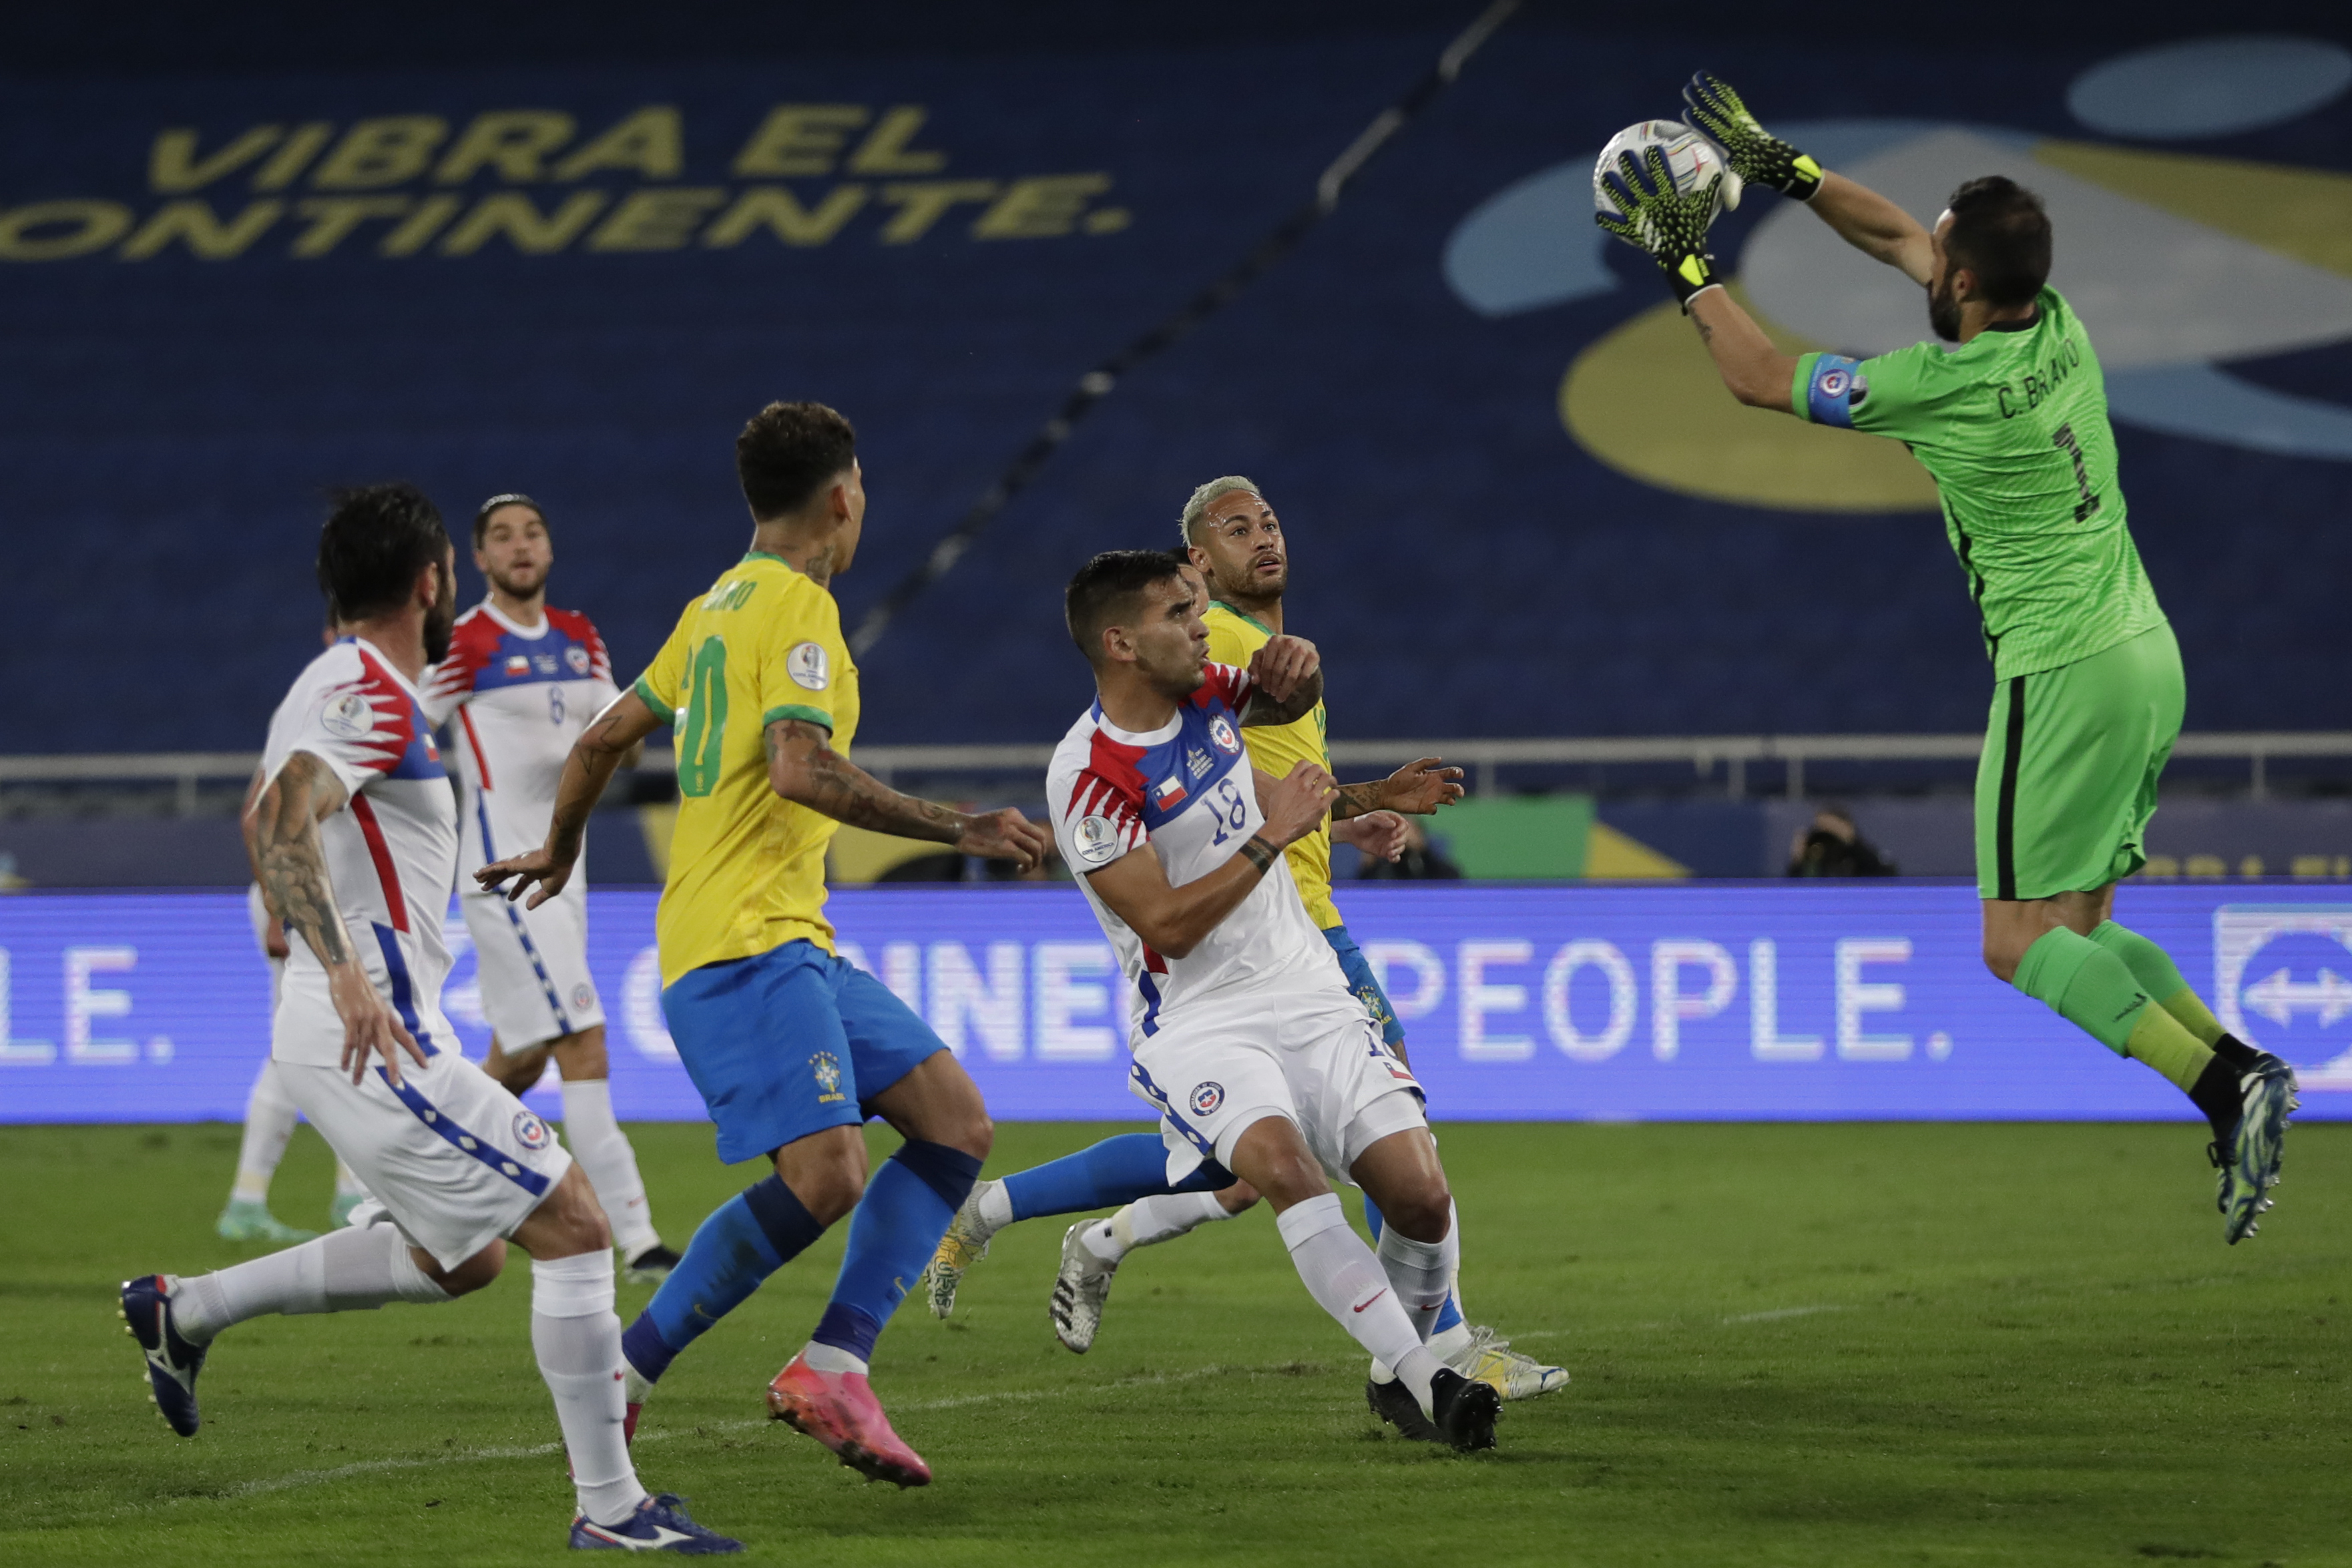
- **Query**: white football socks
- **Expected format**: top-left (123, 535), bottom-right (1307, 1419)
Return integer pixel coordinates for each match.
top-left (1275, 1193), bottom-right (1443, 1417)
top-left (1376, 1213), bottom-right (1458, 1344)
top-left (973, 1177), bottom-right (1015, 1234)
top-left (174, 1221), bottom-right (451, 1340)
top-left (557, 1079), bottom-right (659, 1257)
top-left (230, 1060), bottom-right (301, 1205)
top-left (1090, 1190), bottom-right (1233, 1262)
top-left (531, 1251), bottom-right (648, 1529)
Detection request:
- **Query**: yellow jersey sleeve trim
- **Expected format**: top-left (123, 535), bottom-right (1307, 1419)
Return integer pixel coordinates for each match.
top-left (762, 702), bottom-right (833, 732)
top-left (632, 674), bottom-right (675, 724)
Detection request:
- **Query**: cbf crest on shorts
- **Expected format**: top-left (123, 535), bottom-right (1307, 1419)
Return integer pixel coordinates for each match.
top-left (811, 1051), bottom-right (847, 1104)
top-left (512, 1109), bottom-right (552, 1151)
top-left (1188, 1081), bottom-right (1224, 1115)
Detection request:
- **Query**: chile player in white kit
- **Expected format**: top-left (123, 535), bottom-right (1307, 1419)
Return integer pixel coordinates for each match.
top-left (423, 493), bottom-right (676, 1280)
top-left (1049, 550), bottom-right (1501, 1452)
top-left (121, 485), bottom-right (739, 1553)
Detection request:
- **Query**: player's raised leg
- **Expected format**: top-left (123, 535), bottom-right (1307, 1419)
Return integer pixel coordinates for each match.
top-left (1977, 628), bottom-right (2296, 1243)
top-left (921, 1129), bottom-right (1236, 1319)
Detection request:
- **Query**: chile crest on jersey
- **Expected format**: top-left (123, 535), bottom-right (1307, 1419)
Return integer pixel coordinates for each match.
top-left (1132, 700), bottom-right (1248, 833)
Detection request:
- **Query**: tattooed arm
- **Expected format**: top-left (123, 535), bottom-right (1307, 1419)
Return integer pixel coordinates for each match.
top-left (1329, 756), bottom-right (1467, 821)
top-left (477, 686), bottom-right (664, 907)
top-left (244, 750), bottom-right (425, 1085)
top-left (766, 720), bottom-right (1049, 869)
top-left (242, 764), bottom-right (291, 958)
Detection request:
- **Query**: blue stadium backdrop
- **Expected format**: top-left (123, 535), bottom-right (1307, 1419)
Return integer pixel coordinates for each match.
top-left (4, 883), bottom-right (2347, 1125)
top-left (1, 26), bottom-right (2347, 750)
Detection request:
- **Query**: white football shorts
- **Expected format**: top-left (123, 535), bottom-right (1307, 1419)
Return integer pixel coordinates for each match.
top-left (1128, 991), bottom-right (1427, 1188)
top-left (278, 1047), bottom-right (573, 1269)
top-left (461, 888), bottom-right (604, 1050)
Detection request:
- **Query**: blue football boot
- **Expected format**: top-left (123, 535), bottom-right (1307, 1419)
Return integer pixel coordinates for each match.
top-left (569, 1493), bottom-right (744, 1553)
top-left (120, 1274), bottom-right (207, 1436)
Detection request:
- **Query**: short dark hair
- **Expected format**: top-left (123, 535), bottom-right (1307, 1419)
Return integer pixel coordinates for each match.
top-left (736, 401), bottom-right (857, 520)
top-left (1163, 547), bottom-right (1196, 571)
top-left (472, 491), bottom-right (548, 549)
top-left (1944, 176), bottom-right (2050, 308)
top-left (317, 483), bottom-right (449, 621)
top-left (1066, 549), bottom-right (1183, 665)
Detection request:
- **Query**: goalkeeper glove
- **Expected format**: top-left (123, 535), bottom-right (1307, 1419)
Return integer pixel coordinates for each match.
top-left (1682, 71), bottom-right (1824, 202)
top-left (1593, 144), bottom-right (1724, 310)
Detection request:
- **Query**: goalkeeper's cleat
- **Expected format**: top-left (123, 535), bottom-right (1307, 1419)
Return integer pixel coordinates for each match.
top-left (1048, 1222), bottom-right (1120, 1354)
top-left (569, 1493), bottom-right (744, 1553)
top-left (120, 1274), bottom-right (207, 1437)
top-left (1428, 1366), bottom-right (1503, 1453)
top-left (215, 1199), bottom-right (316, 1244)
top-left (624, 1242), bottom-right (682, 1285)
top-left (1445, 1324), bottom-right (1569, 1401)
top-left (2213, 1053), bottom-right (2297, 1244)
top-left (766, 1355), bottom-right (931, 1487)
top-left (1366, 1374), bottom-right (1443, 1443)
top-left (919, 1178), bottom-right (1001, 1320)
top-left (1681, 71), bottom-right (1824, 201)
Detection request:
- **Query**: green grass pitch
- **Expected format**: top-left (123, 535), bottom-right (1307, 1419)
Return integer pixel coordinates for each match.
top-left (5, 1119), bottom-right (2347, 1566)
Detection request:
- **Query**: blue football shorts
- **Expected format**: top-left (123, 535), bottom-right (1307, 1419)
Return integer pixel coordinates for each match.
top-left (660, 939), bottom-right (947, 1165)
top-left (1321, 925), bottom-right (1406, 1051)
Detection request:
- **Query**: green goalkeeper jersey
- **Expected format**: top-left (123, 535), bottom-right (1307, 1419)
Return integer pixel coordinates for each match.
top-left (1790, 286), bottom-right (2166, 679)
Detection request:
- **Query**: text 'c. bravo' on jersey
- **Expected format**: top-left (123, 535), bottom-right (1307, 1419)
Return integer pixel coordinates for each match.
top-left (1791, 286), bottom-right (2165, 679)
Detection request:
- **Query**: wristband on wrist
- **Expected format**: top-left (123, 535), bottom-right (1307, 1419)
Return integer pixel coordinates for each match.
top-left (1662, 251), bottom-right (1720, 310)
top-left (1239, 836), bottom-right (1278, 874)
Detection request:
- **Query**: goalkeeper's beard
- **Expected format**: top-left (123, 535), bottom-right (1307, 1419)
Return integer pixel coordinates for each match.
top-left (1928, 274), bottom-right (1963, 343)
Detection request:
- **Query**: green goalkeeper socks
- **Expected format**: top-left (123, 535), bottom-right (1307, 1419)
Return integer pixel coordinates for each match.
top-left (2014, 926), bottom-right (2216, 1091)
top-left (2089, 919), bottom-right (2227, 1047)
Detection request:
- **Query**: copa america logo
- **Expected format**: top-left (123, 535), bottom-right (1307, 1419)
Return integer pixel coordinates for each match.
top-left (2213, 905), bottom-right (2352, 1091)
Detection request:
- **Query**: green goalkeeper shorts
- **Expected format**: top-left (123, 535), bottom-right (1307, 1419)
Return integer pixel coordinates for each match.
top-left (1973, 621), bottom-right (2184, 902)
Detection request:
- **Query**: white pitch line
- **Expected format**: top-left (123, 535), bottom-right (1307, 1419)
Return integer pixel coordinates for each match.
top-left (174, 1362), bottom-right (1260, 1508)
top-left (1720, 1304), bottom-right (1851, 1324)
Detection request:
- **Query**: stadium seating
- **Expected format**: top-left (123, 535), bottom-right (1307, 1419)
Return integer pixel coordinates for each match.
top-left (1, 9), bottom-right (2345, 758)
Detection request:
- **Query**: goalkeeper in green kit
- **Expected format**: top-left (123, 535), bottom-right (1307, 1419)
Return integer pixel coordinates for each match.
top-left (1595, 73), bottom-right (2297, 1244)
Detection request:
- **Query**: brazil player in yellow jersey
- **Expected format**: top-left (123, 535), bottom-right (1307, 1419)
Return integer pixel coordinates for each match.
top-left (921, 481), bottom-right (1568, 1432)
top-left (1598, 73), bottom-right (2297, 1243)
top-left (481, 402), bottom-right (1049, 1488)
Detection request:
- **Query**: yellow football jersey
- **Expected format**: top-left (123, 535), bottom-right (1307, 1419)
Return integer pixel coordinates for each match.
top-left (1202, 601), bottom-right (1341, 929)
top-left (632, 553), bottom-right (860, 986)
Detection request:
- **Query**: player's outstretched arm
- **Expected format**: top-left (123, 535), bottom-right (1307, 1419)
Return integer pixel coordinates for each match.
top-left (1681, 72), bottom-right (1930, 283)
top-left (477, 687), bottom-right (664, 907)
top-left (1688, 288), bottom-right (1799, 413)
top-left (766, 719), bottom-right (1049, 870)
top-left (1086, 762), bottom-right (1335, 958)
top-left (1331, 756), bottom-right (1464, 820)
top-left (245, 752), bottom-right (423, 1086)
top-left (1240, 635), bottom-right (1324, 726)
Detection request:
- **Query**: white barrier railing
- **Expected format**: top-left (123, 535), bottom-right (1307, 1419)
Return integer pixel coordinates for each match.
top-left (7, 732), bottom-right (2351, 810)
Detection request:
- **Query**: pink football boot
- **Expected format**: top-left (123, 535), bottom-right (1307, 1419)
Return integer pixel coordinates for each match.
top-left (765, 1354), bottom-right (931, 1487)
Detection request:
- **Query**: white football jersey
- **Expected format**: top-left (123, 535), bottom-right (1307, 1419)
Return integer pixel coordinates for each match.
top-left (421, 601), bottom-right (618, 881)
top-left (260, 637), bottom-right (461, 1068)
top-left (1048, 662), bottom-right (1355, 1037)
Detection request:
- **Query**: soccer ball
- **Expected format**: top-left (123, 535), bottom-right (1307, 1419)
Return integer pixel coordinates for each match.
top-left (1592, 120), bottom-right (1740, 249)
